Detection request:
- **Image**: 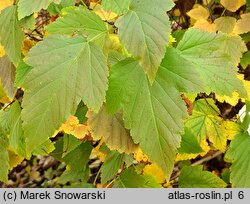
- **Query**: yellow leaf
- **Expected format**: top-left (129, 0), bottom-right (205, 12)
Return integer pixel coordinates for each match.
top-left (91, 138), bottom-right (107, 162)
top-left (173, 8), bottom-right (181, 16)
top-left (8, 149), bottom-right (24, 170)
top-left (0, 0), bottom-right (13, 11)
top-left (233, 13), bottom-right (250, 35)
top-left (163, 180), bottom-right (175, 188)
top-left (22, 39), bottom-right (36, 56)
top-left (134, 147), bottom-right (149, 163)
top-left (187, 4), bottom-right (209, 21)
top-left (143, 163), bottom-right (165, 183)
top-left (61, 115), bottom-right (89, 139)
top-left (176, 140), bottom-right (210, 161)
top-left (61, 115), bottom-right (79, 133)
top-left (193, 19), bottom-right (216, 32)
top-left (221, 0), bottom-right (246, 12)
top-left (90, 2), bottom-right (117, 21)
top-left (214, 17), bottom-right (237, 34)
top-left (0, 43), bottom-right (5, 57)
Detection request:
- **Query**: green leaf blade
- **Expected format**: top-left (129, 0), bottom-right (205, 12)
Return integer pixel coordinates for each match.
top-left (0, 5), bottom-right (24, 65)
top-left (177, 29), bottom-right (246, 97)
top-left (22, 35), bottom-right (108, 155)
top-left (9, 101), bottom-right (26, 157)
top-left (101, 0), bottom-right (131, 15)
top-left (0, 133), bottom-right (9, 183)
top-left (113, 167), bottom-right (161, 188)
top-left (179, 165), bottom-right (227, 188)
top-left (225, 132), bottom-right (250, 187)
top-left (107, 58), bottom-right (187, 178)
top-left (46, 6), bottom-right (108, 47)
top-left (100, 151), bottom-right (124, 184)
top-left (18, 0), bottom-right (61, 20)
top-left (115, 0), bottom-right (174, 82)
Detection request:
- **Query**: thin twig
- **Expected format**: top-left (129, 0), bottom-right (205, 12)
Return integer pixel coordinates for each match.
top-left (93, 168), bottom-right (101, 186)
top-left (191, 151), bottom-right (222, 166)
top-left (205, 0), bottom-right (215, 22)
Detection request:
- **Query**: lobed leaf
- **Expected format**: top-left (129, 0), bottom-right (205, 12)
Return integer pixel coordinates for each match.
top-left (47, 6), bottom-right (108, 47)
top-left (115, 0), bottom-right (174, 83)
top-left (22, 35), bottom-right (108, 155)
top-left (107, 58), bottom-right (187, 179)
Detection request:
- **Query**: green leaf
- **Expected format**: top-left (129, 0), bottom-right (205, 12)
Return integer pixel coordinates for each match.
top-left (240, 50), bottom-right (250, 69)
top-left (0, 110), bottom-right (10, 134)
top-left (47, 0), bottom-right (75, 15)
top-left (107, 58), bottom-right (187, 178)
top-left (18, 0), bottom-right (61, 20)
top-left (113, 167), bottom-right (161, 188)
top-left (158, 47), bottom-right (203, 93)
top-left (179, 165), bottom-right (227, 188)
top-left (74, 101), bottom-right (88, 124)
top-left (100, 151), bottom-right (124, 184)
top-left (220, 35), bottom-right (247, 66)
top-left (46, 6), bottom-right (108, 47)
top-left (22, 35), bottom-right (108, 155)
top-left (19, 15), bottom-right (36, 30)
top-left (87, 106), bottom-right (137, 154)
top-left (225, 132), bottom-right (250, 187)
top-left (115, 0), bottom-right (174, 82)
top-left (185, 99), bottom-right (227, 152)
top-left (32, 139), bottom-right (55, 156)
top-left (0, 131), bottom-right (9, 182)
top-left (15, 59), bottom-right (32, 87)
top-left (178, 128), bottom-right (203, 154)
top-left (62, 134), bottom-right (81, 158)
top-left (101, 0), bottom-right (131, 15)
top-left (59, 139), bottom-right (92, 184)
top-left (9, 101), bottom-right (26, 157)
top-left (0, 56), bottom-right (16, 100)
top-left (177, 29), bottom-right (246, 97)
top-left (0, 5), bottom-right (24, 65)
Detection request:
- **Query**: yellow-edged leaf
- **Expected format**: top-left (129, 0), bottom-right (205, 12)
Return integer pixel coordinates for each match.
top-left (216, 91), bottom-right (239, 106)
top-left (222, 121), bottom-right (242, 140)
top-left (176, 140), bottom-right (210, 161)
top-left (8, 149), bottom-right (24, 169)
top-left (216, 75), bottom-right (250, 104)
top-left (90, 2), bottom-right (117, 21)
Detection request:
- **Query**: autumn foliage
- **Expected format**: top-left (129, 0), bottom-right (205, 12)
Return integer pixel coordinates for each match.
top-left (0, 0), bottom-right (250, 188)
